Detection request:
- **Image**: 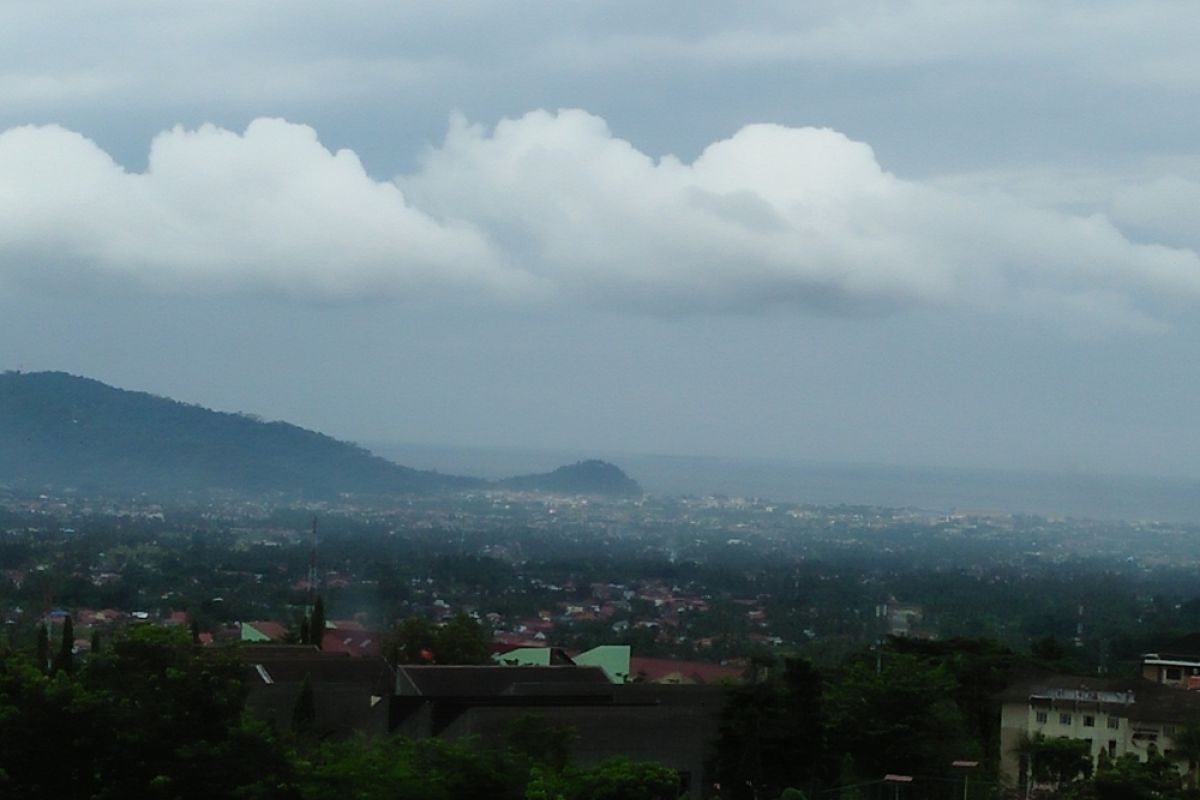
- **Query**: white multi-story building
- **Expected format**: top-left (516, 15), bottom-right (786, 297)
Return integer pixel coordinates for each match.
top-left (999, 676), bottom-right (1200, 793)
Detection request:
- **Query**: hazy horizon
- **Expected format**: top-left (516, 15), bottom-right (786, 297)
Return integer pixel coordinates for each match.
top-left (371, 439), bottom-right (1200, 524)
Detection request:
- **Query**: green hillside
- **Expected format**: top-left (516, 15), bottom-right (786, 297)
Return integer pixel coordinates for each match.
top-left (0, 371), bottom-right (483, 498)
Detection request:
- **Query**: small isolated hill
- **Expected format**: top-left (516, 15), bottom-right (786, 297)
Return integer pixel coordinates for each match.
top-left (0, 371), bottom-right (483, 498)
top-left (497, 459), bottom-right (643, 497)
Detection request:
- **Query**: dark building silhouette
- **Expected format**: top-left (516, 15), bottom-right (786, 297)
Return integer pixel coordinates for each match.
top-left (244, 648), bottom-right (723, 799)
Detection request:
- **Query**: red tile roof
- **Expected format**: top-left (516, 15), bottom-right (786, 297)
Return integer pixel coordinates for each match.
top-left (320, 629), bottom-right (381, 657)
top-left (629, 657), bottom-right (743, 685)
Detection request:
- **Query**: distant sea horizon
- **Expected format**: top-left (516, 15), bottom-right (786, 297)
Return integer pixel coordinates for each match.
top-left (369, 441), bottom-right (1200, 525)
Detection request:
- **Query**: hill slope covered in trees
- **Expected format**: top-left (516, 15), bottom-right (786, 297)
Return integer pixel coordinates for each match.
top-left (0, 372), bottom-right (642, 499)
top-left (0, 371), bottom-right (484, 498)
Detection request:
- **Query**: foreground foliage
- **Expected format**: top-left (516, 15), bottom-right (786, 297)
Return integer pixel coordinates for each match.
top-left (0, 629), bottom-right (680, 799)
top-left (0, 626), bottom-right (294, 800)
top-left (7, 625), bottom-right (1200, 800)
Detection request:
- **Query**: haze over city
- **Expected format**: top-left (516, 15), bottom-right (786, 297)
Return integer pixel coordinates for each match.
top-left (3, 2), bottom-right (1200, 482)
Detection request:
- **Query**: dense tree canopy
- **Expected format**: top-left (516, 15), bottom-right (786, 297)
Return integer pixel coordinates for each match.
top-left (388, 612), bottom-right (492, 665)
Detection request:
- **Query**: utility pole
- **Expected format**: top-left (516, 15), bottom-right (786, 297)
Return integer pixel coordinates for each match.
top-left (952, 760), bottom-right (978, 800)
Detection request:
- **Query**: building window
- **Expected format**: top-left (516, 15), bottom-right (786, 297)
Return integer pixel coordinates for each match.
top-left (1060, 712), bottom-right (1072, 725)
top-left (1108, 740), bottom-right (1117, 757)
top-left (1108, 717), bottom-right (1120, 730)
top-left (1036, 711), bottom-right (1048, 723)
top-left (1167, 667), bottom-right (1182, 681)
top-left (1084, 715), bottom-right (1095, 727)
top-left (1164, 725), bottom-right (1176, 737)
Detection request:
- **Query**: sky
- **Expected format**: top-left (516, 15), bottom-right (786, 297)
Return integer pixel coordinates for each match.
top-left (3, 1), bottom-right (1200, 479)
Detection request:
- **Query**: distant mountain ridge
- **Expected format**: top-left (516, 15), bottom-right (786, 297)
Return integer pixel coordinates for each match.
top-left (0, 370), bottom-right (484, 497)
top-left (0, 371), bottom-right (640, 499)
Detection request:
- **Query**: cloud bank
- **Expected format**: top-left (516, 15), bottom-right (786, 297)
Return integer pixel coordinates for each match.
top-left (1, 110), bottom-right (1197, 325)
top-left (0, 119), bottom-right (505, 300)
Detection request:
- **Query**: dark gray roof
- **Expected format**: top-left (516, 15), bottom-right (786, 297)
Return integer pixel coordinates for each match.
top-left (241, 644), bottom-right (323, 659)
top-left (242, 645), bottom-right (393, 692)
top-left (397, 665), bottom-right (612, 697)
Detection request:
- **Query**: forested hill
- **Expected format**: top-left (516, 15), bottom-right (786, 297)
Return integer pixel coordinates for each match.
top-left (498, 459), bottom-right (643, 496)
top-left (0, 371), bottom-right (484, 498)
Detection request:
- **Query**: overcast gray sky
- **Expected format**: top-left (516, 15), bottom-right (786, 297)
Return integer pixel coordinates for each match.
top-left (3, 1), bottom-right (1200, 478)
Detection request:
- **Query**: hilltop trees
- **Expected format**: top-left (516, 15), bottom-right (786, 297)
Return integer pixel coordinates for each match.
top-left (34, 622), bottom-right (48, 672)
top-left (825, 650), bottom-right (974, 783)
top-left (0, 370), bottom-right (485, 498)
top-left (1016, 733), bottom-right (1093, 790)
top-left (1172, 722), bottom-right (1200, 791)
top-left (711, 640), bottom-right (1030, 798)
top-left (388, 612), bottom-right (491, 665)
top-left (292, 673), bottom-right (316, 738)
top-left (52, 616), bottom-right (74, 675)
top-left (710, 657), bottom-right (824, 800)
top-left (0, 626), bottom-right (296, 799)
top-left (308, 596), bottom-right (326, 649)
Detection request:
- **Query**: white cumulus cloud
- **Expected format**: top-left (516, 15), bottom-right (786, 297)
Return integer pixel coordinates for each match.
top-left (0, 118), bottom-right (506, 300)
top-left (0, 110), bottom-right (1198, 329)
top-left (402, 109), bottom-right (1200, 322)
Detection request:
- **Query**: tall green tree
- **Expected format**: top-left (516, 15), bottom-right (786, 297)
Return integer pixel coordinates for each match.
top-left (434, 612), bottom-right (491, 665)
top-left (309, 596), bottom-right (326, 650)
top-left (1015, 733), bottom-right (1092, 790)
top-left (710, 657), bottom-right (824, 800)
top-left (292, 673), bottom-right (316, 738)
top-left (52, 616), bottom-right (74, 675)
top-left (390, 616), bottom-right (438, 664)
top-left (81, 625), bottom-right (295, 798)
top-left (388, 614), bottom-right (490, 665)
top-left (34, 622), bottom-right (48, 673)
top-left (825, 651), bottom-right (973, 783)
top-left (1171, 722), bottom-right (1200, 791)
top-left (0, 627), bottom-right (297, 799)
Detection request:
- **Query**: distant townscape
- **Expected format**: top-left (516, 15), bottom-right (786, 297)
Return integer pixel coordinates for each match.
top-left (4, 372), bottom-right (1200, 798)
